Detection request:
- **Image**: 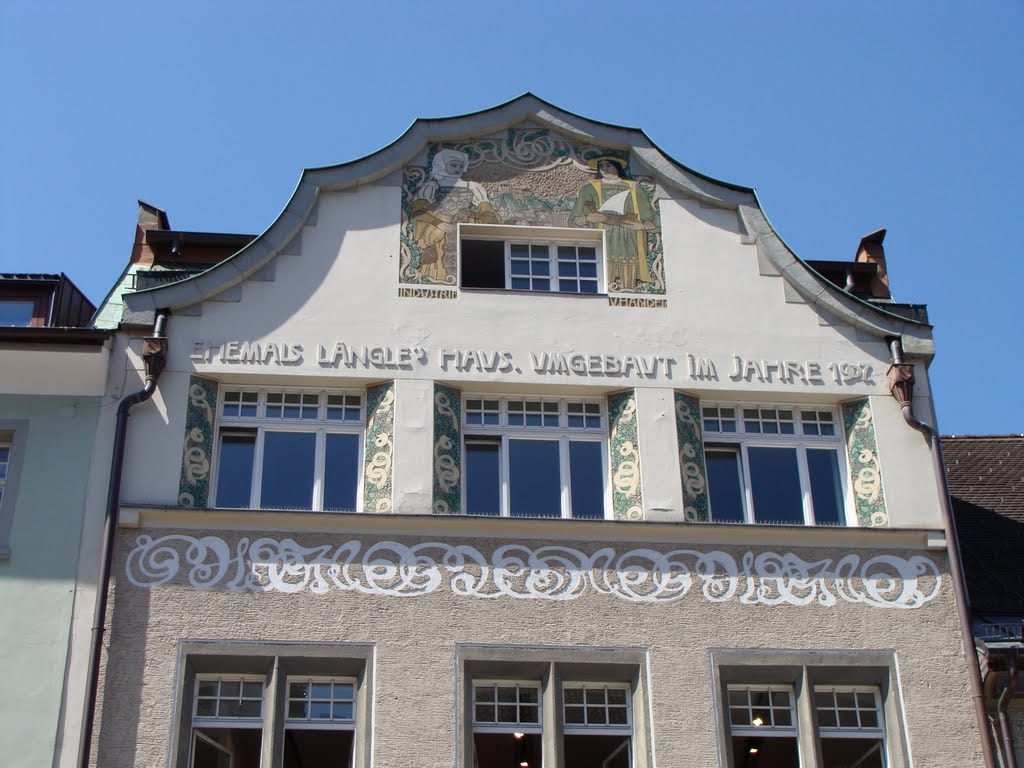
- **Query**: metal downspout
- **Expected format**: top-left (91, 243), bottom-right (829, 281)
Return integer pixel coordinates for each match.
top-left (998, 652), bottom-right (1019, 768)
top-left (77, 310), bottom-right (168, 768)
top-left (887, 338), bottom-right (998, 768)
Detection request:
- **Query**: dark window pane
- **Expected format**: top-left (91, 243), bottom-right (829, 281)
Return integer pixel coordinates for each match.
top-left (509, 439), bottom-right (561, 517)
top-left (820, 738), bottom-right (884, 767)
top-left (808, 449), bottom-right (844, 525)
top-left (473, 733), bottom-right (541, 768)
top-left (324, 433), bottom-right (360, 511)
top-left (560, 279), bottom-right (577, 292)
top-left (559, 262), bottom-right (577, 277)
top-left (730, 735), bottom-right (799, 767)
top-left (261, 432), bottom-right (315, 510)
top-left (748, 447), bottom-right (804, 524)
top-left (462, 240), bottom-right (506, 288)
top-left (534, 278), bottom-right (550, 290)
top-left (581, 281), bottom-right (598, 294)
top-left (564, 735), bottom-right (631, 768)
top-left (0, 301), bottom-right (35, 326)
top-left (466, 439), bottom-right (501, 515)
top-left (283, 730), bottom-right (353, 768)
top-left (512, 277), bottom-right (530, 290)
top-left (569, 441), bottom-right (603, 519)
top-left (707, 448), bottom-right (745, 523)
top-left (215, 432), bottom-right (255, 508)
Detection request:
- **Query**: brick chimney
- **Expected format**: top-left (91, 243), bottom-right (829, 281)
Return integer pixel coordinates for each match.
top-left (855, 228), bottom-right (891, 299)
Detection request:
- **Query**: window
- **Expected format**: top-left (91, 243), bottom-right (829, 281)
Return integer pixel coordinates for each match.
top-left (174, 642), bottom-right (373, 768)
top-left (702, 404), bottom-right (848, 526)
top-left (713, 650), bottom-right (910, 768)
top-left (459, 647), bottom-right (651, 768)
top-left (0, 296), bottom-right (46, 326)
top-left (0, 423), bottom-right (25, 561)
top-left (213, 388), bottom-right (363, 511)
top-left (463, 396), bottom-right (607, 518)
top-left (460, 225), bottom-right (604, 294)
top-left (0, 438), bottom-right (9, 512)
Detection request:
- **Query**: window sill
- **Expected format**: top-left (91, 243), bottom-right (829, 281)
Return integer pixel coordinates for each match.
top-left (458, 286), bottom-right (608, 298)
top-left (117, 504), bottom-right (940, 551)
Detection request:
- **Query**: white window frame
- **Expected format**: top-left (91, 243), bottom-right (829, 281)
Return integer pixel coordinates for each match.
top-left (285, 675), bottom-right (358, 731)
top-left (459, 223), bottom-right (607, 295)
top-left (815, 685), bottom-right (887, 742)
top-left (192, 674), bottom-right (265, 728)
top-left (471, 679), bottom-right (543, 734)
top-left (726, 684), bottom-right (799, 739)
top-left (562, 681), bottom-right (633, 737)
top-left (702, 402), bottom-right (853, 526)
top-left (461, 394), bottom-right (610, 519)
top-left (211, 386), bottom-right (365, 511)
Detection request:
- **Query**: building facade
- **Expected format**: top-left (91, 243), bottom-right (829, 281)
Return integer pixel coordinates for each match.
top-left (83, 96), bottom-right (986, 767)
top-left (0, 274), bottom-right (111, 768)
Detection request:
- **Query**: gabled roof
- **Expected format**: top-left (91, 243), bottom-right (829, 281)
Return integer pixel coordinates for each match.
top-left (943, 434), bottom-right (1024, 616)
top-left (120, 93), bottom-right (932, 352)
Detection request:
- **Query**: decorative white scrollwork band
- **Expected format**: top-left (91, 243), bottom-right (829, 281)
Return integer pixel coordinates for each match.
top-left (126, 535), bottom-right (941, 610)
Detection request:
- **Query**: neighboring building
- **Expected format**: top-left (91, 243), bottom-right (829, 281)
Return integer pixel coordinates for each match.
top-left (80, 95), bottom-right (989, 767)
top-left (944, 434), bottom-right (1024, 767)
top-left (0, 274), bottom-right (111, 767)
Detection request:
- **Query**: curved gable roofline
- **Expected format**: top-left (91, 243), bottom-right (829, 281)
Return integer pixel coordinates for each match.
top-left (122, 93), bottom-right (931, 352)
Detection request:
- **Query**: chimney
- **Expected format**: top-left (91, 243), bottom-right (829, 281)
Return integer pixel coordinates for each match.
top-left (130, 200), bottom-right (171, 267)
top-left (855, 228), bottom-right (890, 299)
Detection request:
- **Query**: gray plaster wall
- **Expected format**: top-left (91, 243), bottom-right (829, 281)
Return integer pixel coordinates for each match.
top-left (93, 526), bottom-right (984, 767)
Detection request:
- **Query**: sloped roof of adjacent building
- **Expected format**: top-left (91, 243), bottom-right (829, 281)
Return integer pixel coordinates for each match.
top-left (943, 434), bottom-right (1024, 617)
top-left (119, 93), bottom-right (933, 353)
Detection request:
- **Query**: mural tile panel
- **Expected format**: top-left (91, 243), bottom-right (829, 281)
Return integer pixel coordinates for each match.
top-left (608, 390), bottom-right (643, 520)
top-left (362, 382), bottom-right (395, 513)
top-left (674, 392), bottom-right (709, 522)
top-left (178, 375), bottom-right (217, 508)
top-left (432, 384), bottom-right (462, 514)
top-left (842, 398), bottom-right (889, 527)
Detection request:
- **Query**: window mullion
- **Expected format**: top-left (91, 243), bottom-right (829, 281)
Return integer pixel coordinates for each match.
top-left (251, 427), bottom-right (266, 509)
top-left (313, 430), bottom-right (326, 511)
top-left (500, 434), bottom-right (510, 517)
top-left (796, 446), bottom-right (814, 524)
top-left (559, 437), bottom-right (571, 518)
top-left (740, 443), bottom-right (755, 524)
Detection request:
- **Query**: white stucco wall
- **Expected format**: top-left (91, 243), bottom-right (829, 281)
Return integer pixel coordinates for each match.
top-left (113, 179), bottom-right (941, 530)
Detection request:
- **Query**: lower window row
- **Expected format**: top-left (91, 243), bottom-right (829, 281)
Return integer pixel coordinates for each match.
top-left (178, 649), bottom-right (905, 768)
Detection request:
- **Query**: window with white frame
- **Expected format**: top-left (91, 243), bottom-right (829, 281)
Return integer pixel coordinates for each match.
top-left (702, 404), bottom-right (848, 525)
top-left (463, 396), bottom-right (606, 518)
top-left (725, 684), bottom-right (888, 767)
top-left (177, 645), bottom-right (372, 768)
top-left (191, 675), bottom-right (265, 768)
top-left (563, 683), bottom-right (632, 767)
top-left (284, 677), bottom-right (357, 766)
top-left (460, 225), bottom-right (604, 294)
top-left (472, 681), bottom-right (543, 768)
top-left (814, 686), bottom-right (887, 767)
top-left (214, 388), bottom-right (363, 511)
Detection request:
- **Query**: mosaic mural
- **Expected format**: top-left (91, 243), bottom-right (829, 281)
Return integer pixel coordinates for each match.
top-left (362, 382), bottom-right (395, 513)
top-left (674, 392), bottom-right (709, 522)
top-left (126, 534), bottom-right (943, 609)
top-left (432, 383), bottom-right (462, 514)
top-left (842, 399), bottom-right (889, 527)
top-left (178, 375), bottom-right (217, 507)
top-left (608, 390), bottom-right (644, 520)
top-left (400, 128), bottom-right (665, 295)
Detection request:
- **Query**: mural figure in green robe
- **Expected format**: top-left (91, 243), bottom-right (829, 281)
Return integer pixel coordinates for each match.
top-left (570, 156), bottom-right (656, 291)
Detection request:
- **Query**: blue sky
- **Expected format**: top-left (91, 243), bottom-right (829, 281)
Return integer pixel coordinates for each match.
top-left (2, 1), bottom-right (1021, 434)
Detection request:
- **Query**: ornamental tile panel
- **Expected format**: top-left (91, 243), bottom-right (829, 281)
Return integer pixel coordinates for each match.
top-left (362, 382), bottom-right (395, 513)
top-left (674, 392), bottom-right (709, 522)
top-left (400, 128), bottom-right (665, 295)
top-left (178, 375), bottom-right (217, 507)
top-left (608, 390), bottom-right (643, 520)
top-left (432, 383), bottom-right (462, 514)
top-left (842, 398), bottom-right (888, 527)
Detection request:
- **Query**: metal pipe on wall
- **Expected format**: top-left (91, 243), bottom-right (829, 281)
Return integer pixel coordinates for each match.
top-left (77, 310), bottom-right (168, 768)
top-left (887, 337), bottom-right (999, 768)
